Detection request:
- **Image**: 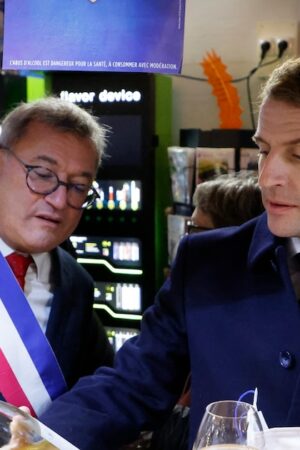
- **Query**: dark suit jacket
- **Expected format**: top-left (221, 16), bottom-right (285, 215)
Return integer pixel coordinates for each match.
top-left (46, 246), bottom-right (114, 388)
top-left (41, 213), bottom-right (300, 449)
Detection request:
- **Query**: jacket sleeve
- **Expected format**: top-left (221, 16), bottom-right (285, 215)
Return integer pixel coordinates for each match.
top-left (40, 237), bottom-right (192, 450)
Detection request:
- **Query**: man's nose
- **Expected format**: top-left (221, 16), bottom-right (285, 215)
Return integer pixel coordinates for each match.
top-left (44, 184), bottom-right (69, 209)
top-left (259, 152), bottom-right (287, 187)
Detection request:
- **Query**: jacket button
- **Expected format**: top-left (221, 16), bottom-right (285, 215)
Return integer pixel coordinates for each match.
top-left (279, 350), bottom-right (295, 369)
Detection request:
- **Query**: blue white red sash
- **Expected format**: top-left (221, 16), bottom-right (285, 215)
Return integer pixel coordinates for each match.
top-left (0, 252), bottom-right (67, 416)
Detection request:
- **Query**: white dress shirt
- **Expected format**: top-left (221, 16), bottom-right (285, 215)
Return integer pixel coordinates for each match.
top-left (287, 236), bottom-right (300, 257)
top-left (0, 239), bottom-right (53, 333)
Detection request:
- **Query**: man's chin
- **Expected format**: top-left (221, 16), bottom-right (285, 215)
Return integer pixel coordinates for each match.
top-left (267, 217), bottom-right (300, 238)
top-left (20, 238), bottom-right (60, 254)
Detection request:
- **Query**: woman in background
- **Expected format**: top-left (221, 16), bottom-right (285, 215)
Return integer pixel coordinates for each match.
top-left (188, 171), bottom-right (265, 233)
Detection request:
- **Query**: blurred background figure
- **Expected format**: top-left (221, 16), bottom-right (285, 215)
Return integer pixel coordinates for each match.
top-left (187, 171), bottom-right (265, 233)
top-left (167, 171), bottom-right (265, 272)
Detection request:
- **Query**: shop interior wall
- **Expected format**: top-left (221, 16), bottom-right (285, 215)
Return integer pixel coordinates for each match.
top-left (171, 0), bottom-right (300, 144)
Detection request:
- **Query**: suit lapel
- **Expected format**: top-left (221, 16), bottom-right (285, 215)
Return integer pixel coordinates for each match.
top-left (46, 248), bottom-right (74, 359)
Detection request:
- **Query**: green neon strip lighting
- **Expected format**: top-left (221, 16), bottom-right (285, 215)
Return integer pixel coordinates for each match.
top-left (26, 75), bottom-right (46, 101)
top-left (93, 303), bottom-right (142, 321)
top-left (77, 257), bottom-right (143, 275)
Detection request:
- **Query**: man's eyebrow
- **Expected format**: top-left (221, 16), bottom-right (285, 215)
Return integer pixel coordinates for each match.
top-left (33, 155), bottom-right (93, 179)
top-left (252, 135), bottom-right (300, 146)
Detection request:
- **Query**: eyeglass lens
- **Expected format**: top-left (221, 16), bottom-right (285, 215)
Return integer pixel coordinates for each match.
top-left (26, 166), bottom-right (96, 209)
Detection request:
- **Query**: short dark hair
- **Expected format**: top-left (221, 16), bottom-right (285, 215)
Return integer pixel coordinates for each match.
top-left (0, 96), bottom-right (107, 167)
top-left (260, 57), bottom-right (300, 106)
top-left (193, 171), bottom-right (264, 228)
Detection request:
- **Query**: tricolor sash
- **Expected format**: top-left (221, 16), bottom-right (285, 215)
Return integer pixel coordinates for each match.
top-left (0, 251), bottom-right (67, 416)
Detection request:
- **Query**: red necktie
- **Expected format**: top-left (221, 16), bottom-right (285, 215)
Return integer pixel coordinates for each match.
top-left (6, 252), bottom-right (33, 290)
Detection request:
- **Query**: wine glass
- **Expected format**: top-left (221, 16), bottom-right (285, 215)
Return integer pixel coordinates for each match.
top-left (192, 400), bottom-right (265, 450)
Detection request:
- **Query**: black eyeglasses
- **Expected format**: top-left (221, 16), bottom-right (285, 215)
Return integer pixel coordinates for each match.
top-left (186, 220), bottom-right (213, 235)
top-left (6, 150), bottom-right (99, 210)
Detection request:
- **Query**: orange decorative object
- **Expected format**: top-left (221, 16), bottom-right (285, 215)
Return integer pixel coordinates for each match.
top-left (200, 50), bottom-right (243, 129)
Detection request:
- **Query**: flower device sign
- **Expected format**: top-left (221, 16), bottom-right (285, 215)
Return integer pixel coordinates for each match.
top-left (2, 0), bottom-right (186, 74)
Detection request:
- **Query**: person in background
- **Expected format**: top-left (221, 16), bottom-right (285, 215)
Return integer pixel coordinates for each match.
top-left (13, 57), bottom-right (300, 450)
top-left (167, 171), bottom-right (264, 271)
top-left (188, 171), bottom-right (265, 233)
top-left (0, 97), bottom-right (114, 417)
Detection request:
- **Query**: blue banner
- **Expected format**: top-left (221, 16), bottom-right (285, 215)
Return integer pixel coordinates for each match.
top-left (2, 0), bottom-right (186, 74)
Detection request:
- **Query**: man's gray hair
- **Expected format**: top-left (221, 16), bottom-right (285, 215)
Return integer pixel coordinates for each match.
top-left (0, 96), bottom-right (107, 168)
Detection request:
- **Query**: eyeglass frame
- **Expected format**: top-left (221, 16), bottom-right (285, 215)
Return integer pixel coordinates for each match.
top-left (185, 219), bottom-right (213, 235)
top-left (1, 147), bottom-right (99, 210)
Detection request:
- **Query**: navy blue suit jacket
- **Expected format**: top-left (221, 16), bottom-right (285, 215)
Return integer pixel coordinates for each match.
top-left (41, 213), bottom-right (300, 449)
top-left (46, 247), bottom-right (114, 388)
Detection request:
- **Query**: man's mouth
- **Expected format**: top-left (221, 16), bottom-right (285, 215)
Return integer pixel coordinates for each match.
top-left (36, 214), bottom-right (61, 224)
top-left (265, 199), bottom-right (297, 211)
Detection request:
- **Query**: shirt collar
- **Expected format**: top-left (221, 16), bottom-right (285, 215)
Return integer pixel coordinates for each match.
top-left (0, 239), bottom-right (15, 258)
top-left (0, 238), bottom-right (51, 283)
top-left (286, 237), bottom-right (300, 258)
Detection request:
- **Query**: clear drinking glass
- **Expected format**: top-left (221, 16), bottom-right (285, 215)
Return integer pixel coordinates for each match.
top-left (0, 400), bottom-right (76, 449)
top-left (0, 401), bottom-right (42, 448)
top-left (192, 400), bottom-right (265, 450)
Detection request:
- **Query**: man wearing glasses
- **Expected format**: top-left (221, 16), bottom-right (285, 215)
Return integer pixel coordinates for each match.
top-left (0, 97), bottom-right (113, 415)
